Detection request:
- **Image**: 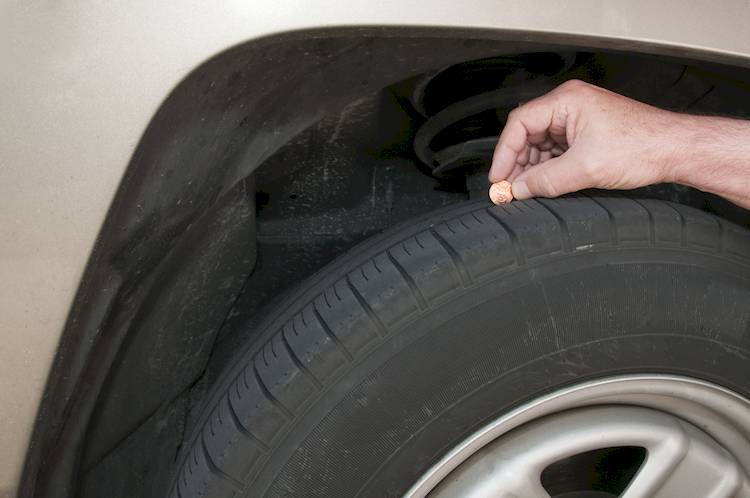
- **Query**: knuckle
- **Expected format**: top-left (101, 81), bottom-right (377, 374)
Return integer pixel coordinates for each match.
top-left (550, 106), bottom-right (569, 132)
top-left (507, 105), bottom-right (527, 122)
top-left (557, 79), bottom-right (593, 101)
top-left (560, 79), bottom-right (587, 91)
top-left (532, 170), bottom-right (559, 198)
top-left (581, 158), bottom-right (603, 183)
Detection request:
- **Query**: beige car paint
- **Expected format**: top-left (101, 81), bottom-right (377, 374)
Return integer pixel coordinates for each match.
top-left (1, 1), bottom-right (750, 495)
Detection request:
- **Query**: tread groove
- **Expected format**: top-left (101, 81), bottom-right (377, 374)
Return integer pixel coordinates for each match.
top-left (345, 275), bottom-right (389, 337)
top-left (322, 291), bottom-right (332, 309)
top-left (200, 432), bottom-right (244, 490)
top-left (387, 249), bottom-right (428, 310)
top-left (240, 367), bottom-right (251, 391)
top-left (252, 360), bottom-right (293, 419)
top-left (312, 302), bottom-right (354, 361)
top-left (631, 199), bottom-right (656, 244)
top-left (534, 199), bottom-right (572, 252)
top-left (429, 227), bottom-right (473, 287)
top-left (332, 285), bottom-right (342, 302)
top-left (225, 392), bottom-right (270, 451)
top-left (281, 329), bottom-right (322, 388)
top-left (665, 202), bottom-right (687, 247)
top-left (485, 208), bottom-right (526, 265)
top-left (585, 194), bottom-right (618, 244)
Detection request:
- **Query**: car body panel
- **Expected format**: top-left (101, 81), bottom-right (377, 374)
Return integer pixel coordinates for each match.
top-left (2, 1), bottom-right (750, 495)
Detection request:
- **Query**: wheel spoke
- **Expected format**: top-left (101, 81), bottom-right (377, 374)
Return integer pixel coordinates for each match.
top-left (428, 406), bottom-right (750, 498)
top-left (408, 377), bottom-right (750, 498)
top-left (429, 461), bottom-right (550, 498)
top-left (623, 419), bottom-right (745, 498)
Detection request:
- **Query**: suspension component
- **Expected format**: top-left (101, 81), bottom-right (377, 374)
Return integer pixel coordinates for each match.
top-left (411, 53), bottom-right (578, 178)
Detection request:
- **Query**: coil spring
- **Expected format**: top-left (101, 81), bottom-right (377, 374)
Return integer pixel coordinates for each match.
top-left (411, 52), bottom-right (578, 178)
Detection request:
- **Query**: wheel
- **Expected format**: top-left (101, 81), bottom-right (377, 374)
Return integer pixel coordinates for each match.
top-left (171, 195), bottom-right (750, 497)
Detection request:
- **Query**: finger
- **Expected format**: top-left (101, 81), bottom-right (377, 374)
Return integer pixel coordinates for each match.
top-left (551, 145), bottom-right (566, 156)
top-left (489, 96), bottom-right (558, 182)
top-left (529, 146), bottom-right (541, 165)
top-left (549, 131), bottom-right (568, 148)
top-left (539, 150), bottom-right (553, 162)
top-left (511, 152), bottom-right (595, 200)
top-left (507, 162), bottom-right (525, 181)
top-left (537, 137), bottom-right (557, 151)
top-left (517, 144), bottom-right (530, 166)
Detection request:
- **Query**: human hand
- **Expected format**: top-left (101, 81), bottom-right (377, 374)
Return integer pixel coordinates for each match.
top-left (489, 79), bottom-right (685, 200)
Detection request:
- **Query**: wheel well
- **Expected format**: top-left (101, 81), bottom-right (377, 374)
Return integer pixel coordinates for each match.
top-left (213, 48), bottom-right (750, 382)
top-left (22, 27), bottom-right (750, 498)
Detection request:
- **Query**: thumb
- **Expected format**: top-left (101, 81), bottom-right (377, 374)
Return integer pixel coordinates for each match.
top-left (512, 153), bottom-right (593, 200)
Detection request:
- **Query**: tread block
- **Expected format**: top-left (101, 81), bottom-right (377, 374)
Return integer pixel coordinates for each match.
top-left (282, 306), bottom-right (350, 383)
top-left (228, 367), bottom-right (287, 445)
top-left (201, 395), bottom-right (265, 482)
top-left (636, 199), bottom-right (683, 244)
top-left (589, 196), bottom-right (651, 243)
top-left (348, 254), bottom-right (420, 329)
top-left (433, 211), bottom-right (516, 281)
top-left (179, 437), bottom-right (241, 498)
top-left (388, 231), bottom-right (461, 304)
top-left (672, 203), bottom-right (721, 250)
top-left (724, 222), bottom-right (750, 259)
top-left (314, 281), bottom-right (382, 354)
top-left (537, 197), bottom-right (611, 249)
top-left (256, 336), bottom-right (318, 412)
top-left (487, 201), bottom-right (564, 260)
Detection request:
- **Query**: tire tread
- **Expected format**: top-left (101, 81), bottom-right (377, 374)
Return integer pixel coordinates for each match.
top-left (171, 196), bottom-right (749, 497)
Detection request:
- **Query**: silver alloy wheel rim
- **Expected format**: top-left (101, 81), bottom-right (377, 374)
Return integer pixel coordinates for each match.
top-left (405, 375), bottom-right (750, 497)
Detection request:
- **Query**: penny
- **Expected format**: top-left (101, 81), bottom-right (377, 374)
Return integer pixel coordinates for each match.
top-left (489, 181), bottom-right (514, 205)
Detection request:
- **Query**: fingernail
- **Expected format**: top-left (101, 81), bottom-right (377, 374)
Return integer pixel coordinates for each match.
top-left (512, 180), bottom-right (531, 200)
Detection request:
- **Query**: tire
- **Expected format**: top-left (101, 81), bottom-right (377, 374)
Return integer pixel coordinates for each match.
top-left (172, 195), bottom-right (750, 498)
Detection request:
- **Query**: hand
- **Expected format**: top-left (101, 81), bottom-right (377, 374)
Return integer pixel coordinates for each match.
top-left (489, 79), bottom-right (685, 200)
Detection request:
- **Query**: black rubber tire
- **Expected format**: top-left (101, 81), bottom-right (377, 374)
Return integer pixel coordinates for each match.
top-left (172, 196), bottom-right (750, 498)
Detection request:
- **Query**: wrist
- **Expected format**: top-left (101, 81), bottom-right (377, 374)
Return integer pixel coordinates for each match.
top-left (656, 112), bottom-right (704, 185)
top-left (664, 113), bottom-right (750, 206)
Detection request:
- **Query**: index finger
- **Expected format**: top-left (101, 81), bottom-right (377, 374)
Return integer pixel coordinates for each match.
top-left (489, 96), bottom-right (556, 183)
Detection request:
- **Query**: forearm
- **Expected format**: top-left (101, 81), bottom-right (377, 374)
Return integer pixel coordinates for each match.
top-left (669, 114), bottom-right (750, 209)
top-left (491, 80), bottom-right (750, 208)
